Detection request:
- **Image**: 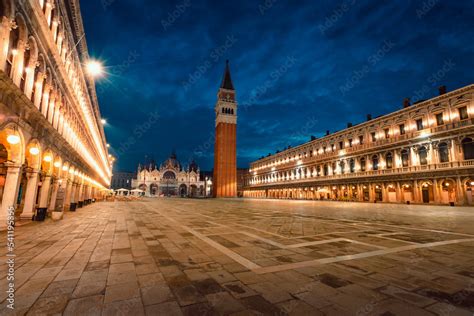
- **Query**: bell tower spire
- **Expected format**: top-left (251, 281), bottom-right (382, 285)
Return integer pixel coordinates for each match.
top-left (213, 60), bottom-right (238, 198)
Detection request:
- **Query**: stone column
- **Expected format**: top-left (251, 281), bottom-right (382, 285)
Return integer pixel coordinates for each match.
top-left (51, 18), bottom-right (59, 41)
top-left (428, 143), bottom-right (435, 165)
top-left (48, 178), bottom-right (60, 212)
top-left (366, 184), bottom-right (371, 202)
top-left (410, 147), bottom-right (418, 166)
top-left (433, 179), bottom-right (440, 203)
top-left (12, 40), bottom-right (26, 86)
top-left (456, 177), bottom-right (465, 205)
top-left (47, 93), bottom-right (56, 124)
top-left (24, 59), bottom-right (38, 99)
top-left (70, 183), bottom-right (77, 204)
top-left (20, 169), bottom-right (40, 220)
top-left (0, 17), bottom-right (12, 72)
top-left (77, 183), bottom-right (84, 205)
top-left (41, 84), bottom-right (51, 117)
top-left (45, 0), bottom-right (54, 25)
top-left (396, 182), bottom-right (402, 202)
top-left (451, 139), bottom-right (459, 162)
top-left (381, 184), bottom-right (387, 202)
top-left (33, 73), bottom-right (45, 109)
top-left (0, 164), bottom-right (22, 228)
top-left (413, 180), bottom-right (420, 203)
top-left (38, 174), bottom-right (52, 208)
top-left (63, 179), bottom-right (73, 211)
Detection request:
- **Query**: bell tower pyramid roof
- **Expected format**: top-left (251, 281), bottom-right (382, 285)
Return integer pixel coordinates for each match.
top-left (220, 60), bottom-right (235, 90)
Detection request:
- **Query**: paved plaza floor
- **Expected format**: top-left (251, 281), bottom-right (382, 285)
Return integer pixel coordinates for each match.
top-left (1, 198), bottom-right (474, 315)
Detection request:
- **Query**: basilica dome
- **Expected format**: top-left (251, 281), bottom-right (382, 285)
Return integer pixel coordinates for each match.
top-left (161, 152), bottom-right (181, 170)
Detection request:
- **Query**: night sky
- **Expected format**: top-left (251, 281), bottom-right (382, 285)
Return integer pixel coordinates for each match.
top-left (81, 0), bottom-right (474, 172)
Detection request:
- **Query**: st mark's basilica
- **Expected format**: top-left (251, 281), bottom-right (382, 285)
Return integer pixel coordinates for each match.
top-left (131, 152), bottom-right (209, 197)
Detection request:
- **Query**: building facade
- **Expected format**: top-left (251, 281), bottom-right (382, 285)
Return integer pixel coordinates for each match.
top-left (244, 85), bottom-right (474, 206)
top-left (213, 60), bottom-right (237, 197)
top-left (132, 152), bottom-right (207, 197)
top-left (0, 0), bottom-right (111, 227)
top-left (111, 171), bottom-right (134, 190)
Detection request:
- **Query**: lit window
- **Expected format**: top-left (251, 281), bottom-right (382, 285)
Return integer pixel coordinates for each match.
top-left (416, 119), bottom-right (424, 131)
top-left (436, 113), bottom-right (444, 126)
top-left (399, 124), bottom-right (405, 135)
top-left (459, 106), bottom-right (468, 120)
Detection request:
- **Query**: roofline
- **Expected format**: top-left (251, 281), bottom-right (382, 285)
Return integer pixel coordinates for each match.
top-left (252, 83), bottom-right (474, 164)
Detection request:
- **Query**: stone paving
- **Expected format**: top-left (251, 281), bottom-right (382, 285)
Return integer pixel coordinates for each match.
top-left (1, 198), bottom-right (474, 315)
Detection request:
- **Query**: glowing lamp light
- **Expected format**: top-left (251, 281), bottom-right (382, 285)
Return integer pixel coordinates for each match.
top-left (43, 155), bottom-right (52, 162)
top-left (7, 134), bottom-right (20, 145)
top-left (54, 161), bottom-right (61, 168)
top-left (62, 166), bottom-right (68, 171)
top-left (101, 119), bottom-right (107, 125)
top-left (11, 49), bottom-right (18, 56)
top-left (29, 147), bottom-right (40, 155)
top-left (106, 144), bottom-right (110, 148)
top-left (86, 60), bottom-right (104, 77)
top-left (419, 131), bottom-right (431, 139)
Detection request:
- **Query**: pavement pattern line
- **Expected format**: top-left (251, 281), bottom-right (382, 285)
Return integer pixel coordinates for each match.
top-left (144, 202), bottom-right (474, 275)
top-left (253, 238), bottom-right (474, 274)
top-left (149, 205), bottom-right (262, 270)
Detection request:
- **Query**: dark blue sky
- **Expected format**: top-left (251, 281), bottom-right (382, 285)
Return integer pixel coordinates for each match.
top-left (81, 0), bottom-right (474, 172)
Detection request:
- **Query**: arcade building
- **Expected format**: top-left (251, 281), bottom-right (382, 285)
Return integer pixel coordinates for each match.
top-left (0, 0), bottom-right (111, 227)
top-left (244, 84), bottom-right (474, 205)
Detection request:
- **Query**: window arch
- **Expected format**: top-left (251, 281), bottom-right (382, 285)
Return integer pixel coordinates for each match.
top-left (401, 149), bottom-right (409, 167)
top-left (0, 0), bottom-right (14, 20)
top-left (339, 160), bottom-right (345, 174)
top-left (360, 157), bottom-right (366, 172)
top-left (462, 138), bottom-right (474, 160)
top-left (372, 155), bottom-right (379, 171)
top-left (418, 146), bottom-right (428, 165)
top-left (5, 18), bottom-right (19, 76)
top-left (438, 142), bottom-right (449, 163)
top-left (385, 152), bottom-right (393, 169)
top-left (163, 171), bottom-right (176, 180)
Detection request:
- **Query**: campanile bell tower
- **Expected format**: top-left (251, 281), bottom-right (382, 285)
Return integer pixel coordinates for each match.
top-left (213, 60), bottom-right (237, 198)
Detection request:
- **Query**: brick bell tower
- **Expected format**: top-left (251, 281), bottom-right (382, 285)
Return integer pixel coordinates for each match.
top-left (213, 60), bottom-right (237, 198)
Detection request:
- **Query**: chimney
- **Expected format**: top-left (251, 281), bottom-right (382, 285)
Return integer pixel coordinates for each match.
top-left (438, 85), bottom-right (447, 95)
top-left (367, 114), bottom-right (372, 121)
top-left (403, 98), bottom-right (411, 108)
top-left (347, 122), bottom-right (353, 128)
top-left (326, 130), bottom-right (330, 136)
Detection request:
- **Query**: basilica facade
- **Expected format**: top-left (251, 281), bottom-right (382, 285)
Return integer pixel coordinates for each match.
top-left (244, 84), bottom-right (474, 206)
top-left (132, 153), bottom-right (207, 197)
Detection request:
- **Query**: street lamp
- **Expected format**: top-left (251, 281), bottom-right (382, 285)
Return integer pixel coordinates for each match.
top-left (101, 118), bottom-right (107, 125)
top-left (86, 60), bottom-right (104, 77)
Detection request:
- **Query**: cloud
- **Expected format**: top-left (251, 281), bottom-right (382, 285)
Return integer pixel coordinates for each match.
top-left (81, 0), bottom-right (474, 171)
